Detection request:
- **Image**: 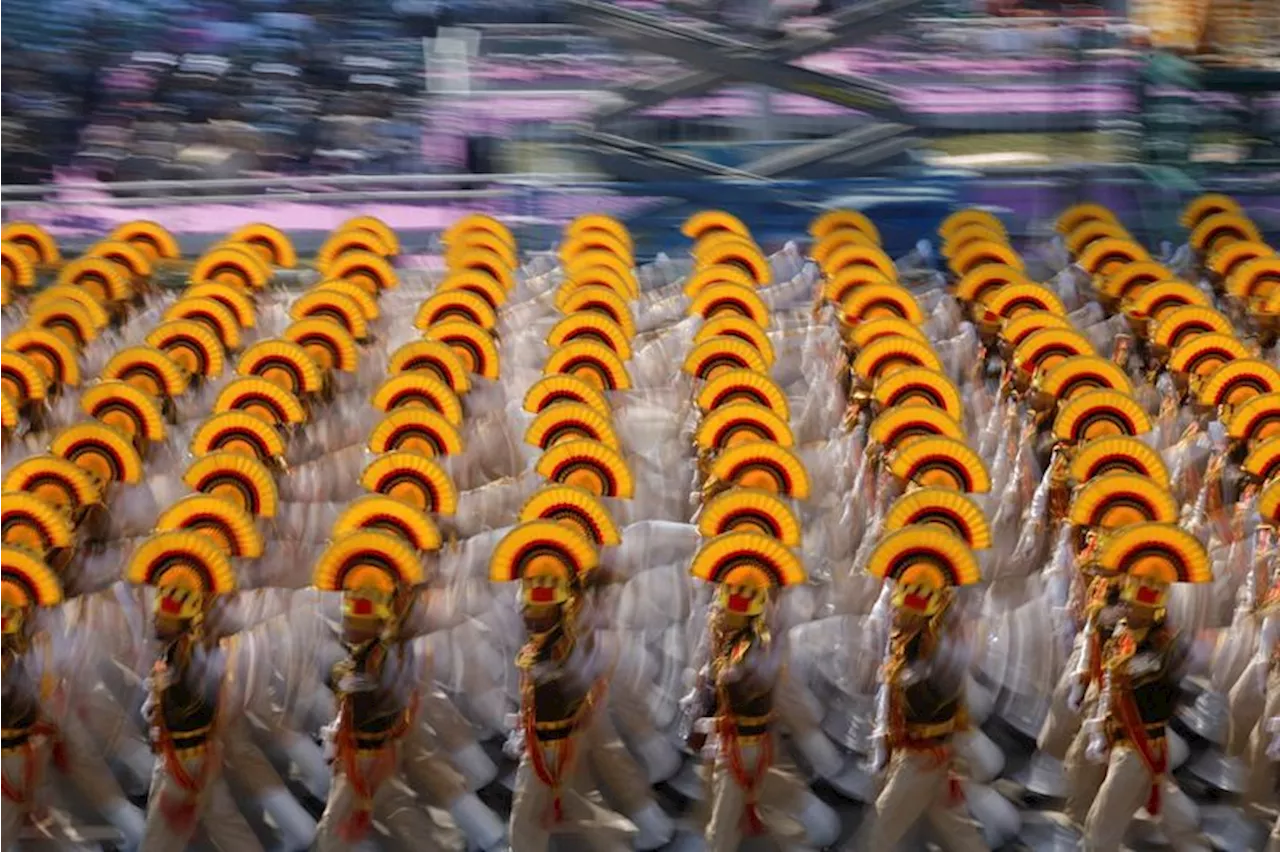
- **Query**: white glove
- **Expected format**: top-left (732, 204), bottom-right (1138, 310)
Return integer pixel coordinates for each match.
top-left (320, 719), bottom-right (339, 764)
top-left (1126, 652), bottom-right (1160, 677)
top-left (1266, 716), bottom-right (1280, 762)
top-left (866, 737), bottom-right (888, 775)
top-left (502, 726), bottom-right (526, 761)
top-left (1066, 679), bottom-right (1087, 715)
top-left (1085, 733), bottom-right (1109, 764)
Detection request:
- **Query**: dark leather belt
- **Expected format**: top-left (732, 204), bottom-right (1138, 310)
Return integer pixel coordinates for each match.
top-left (1112, 721), bottom-right (1168, 744)
top-left (1, 734), bottom-right (29, 750)
top-left (898, 735), bottom-right (950, 750)
top-left (534, 725), bottom-right (573, 742)
top-left (168, 731), bottom-right (209, 751)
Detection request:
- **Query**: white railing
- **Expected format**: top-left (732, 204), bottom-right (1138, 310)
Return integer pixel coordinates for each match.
top-left (0, 172), bottom-right (592, 202)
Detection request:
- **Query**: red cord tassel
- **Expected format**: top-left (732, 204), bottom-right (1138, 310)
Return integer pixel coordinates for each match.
top-left (339, 807), bottom-right (373, 842)
top-left (1, 741), bottom-right (36, 805)
top-left (0, 778), bottom-right (18, 804)
top-left (948, 774), bottom-right (965, 807)
top-left (744, 804), bottom-right (765, 836)
top-left (159, 791), bottom-right (198, 833)
top-left (718, 712), bottom-right (772, 838)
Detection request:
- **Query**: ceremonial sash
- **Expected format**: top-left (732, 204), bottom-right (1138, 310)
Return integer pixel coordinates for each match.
top-left (1, 738), bottom-right (33, 806)
top-left (334, 686), bottom-right (419, 842)
top-left (716, 688), bottom-right (772, 836)
top-left (521, 674), bottom-right (604, 826)
top-left (150, 637), bottom-right (238, 832)
top-left (1113, 682), bottom-right (1168, 816)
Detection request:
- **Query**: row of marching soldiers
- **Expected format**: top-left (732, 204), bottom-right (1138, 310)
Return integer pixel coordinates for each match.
top-left (485, 215), bottom-right (681, 852)
top-left (809, 209), bottom-right (993, 852)
top-left (0, 217), bottom-right (338, 846)
top-left (487, 210), bottom-right (846, 851)
top-left (677, 214), bottom-right (835, 851)
top-left (1007, 198), bottom-right (1279, 852)
top-left (831, 195), bottom-right (1278, 852)
top-left (685, 194), bottom-right (1277, 852)
top-left (0, 213), bottom-right (521, 852)
top-left (804, 209), bottom-right (1001, 851)
top-left (935, 206), bottom-right (1224, 852)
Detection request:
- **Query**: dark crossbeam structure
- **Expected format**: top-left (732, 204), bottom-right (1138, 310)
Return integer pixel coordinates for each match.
top-left (567, 0), bottom-right (928, 185)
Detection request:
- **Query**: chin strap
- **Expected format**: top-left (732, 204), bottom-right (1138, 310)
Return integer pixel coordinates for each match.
top-left (517, 617), bottom-right (575, 671)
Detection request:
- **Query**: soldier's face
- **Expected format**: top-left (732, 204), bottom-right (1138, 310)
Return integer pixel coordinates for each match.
top-left (522, 603), bottom-right (560, 634)
top-left (153, 613), bottom-right (187, 642)
top-left (1124, 603), bottom-right (1156, 628)
top-left (718, 611), bottom-right (751, 634)
top-left (342, 615), bottom-right (384, 644)
top-left (893, 608), bottom-right (929, 633)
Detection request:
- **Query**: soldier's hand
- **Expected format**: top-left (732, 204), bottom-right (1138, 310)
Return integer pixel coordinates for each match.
top-left (1266, 716), bottom-right (1280, 761)
top-left (1066, 679), bottom-right (1087, 714)
top-left (1085, 734), bottom-right (1109, 764)
top-left (867, 740), bottom-right (887, 775)
top-left (502, 729), bottom-right (526, 761)
top-left (1126, 652), bottom-right (1160, 677)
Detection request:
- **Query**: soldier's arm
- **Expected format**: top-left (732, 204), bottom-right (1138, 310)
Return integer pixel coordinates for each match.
top-left (222, 594), bottom-right (324, 727)
top-left (718, 631), bottom-right (783, 696)
top-left (926, 628), bottom-right (971, 690)
top-left (1159, 627), bottom-right (1209, 681)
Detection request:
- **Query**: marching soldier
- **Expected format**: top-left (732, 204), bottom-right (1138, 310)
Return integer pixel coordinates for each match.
top-left (125, 531), bottom-right (266, 852)
top-left (1047, 472), bottom-right (1179, 829)
top-left (310, 529), bottom-right (469, 851)
top-left (3, 546), bottom-right (146, 850)
top-left (491, 519), bottom-right (673, 852)
top-left (682, 533), bottom-right (821, 852)
top-left (1081, 523), bottom-right (1213, 852)
top-left (226, 494), bottom-right (507, 852)
top-left (864, 529), bottom-right (989, 852)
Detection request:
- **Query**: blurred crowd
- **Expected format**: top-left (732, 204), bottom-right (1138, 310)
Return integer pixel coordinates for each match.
top-left (0, 0), bottom-right (571, 186)
top-left (4, 0), bottom-right (1275, 188)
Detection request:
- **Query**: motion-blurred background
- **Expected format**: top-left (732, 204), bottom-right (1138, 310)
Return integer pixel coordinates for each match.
top-left (3, 0), bottom-right (1278, 250)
